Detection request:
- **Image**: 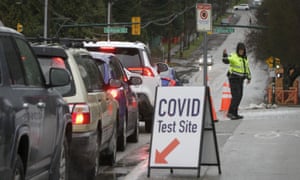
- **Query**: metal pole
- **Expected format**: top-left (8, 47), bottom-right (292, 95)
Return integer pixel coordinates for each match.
top-left (203, 31), bottom-right (208, 86)
top-left (43, 0), bottom-right (48, 41)
top-left (203, 0), bottom-right (208, 87)
top-left (107, 0), bottom-right (111, 42)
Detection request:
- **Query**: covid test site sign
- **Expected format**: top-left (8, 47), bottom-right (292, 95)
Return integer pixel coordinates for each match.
top-left (148, 86), bottom-right (221, 177)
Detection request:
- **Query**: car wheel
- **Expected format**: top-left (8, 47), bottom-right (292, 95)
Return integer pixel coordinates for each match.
top-left (117, 113), bottom-right (127, 151)
top-left (145, 118), bottom-right (153, 133)
top-left (13, 155), bottom-right (25, 180)
top-left (92, 133), bottom-right (100, 176)
top-left (127, 116), bottom-right (139, 142)
top-left (81, 132), bottom-right (99, 180)
top-left (51, 136), bottom-right (70, 180)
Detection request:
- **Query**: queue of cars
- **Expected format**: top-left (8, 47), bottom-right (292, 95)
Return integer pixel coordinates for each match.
top-left (0, 23), bottom-right (182, 179)
top-left (83, 41), bottom-right (168, 133)
top-left (32, 44), bottom-right (120, 179)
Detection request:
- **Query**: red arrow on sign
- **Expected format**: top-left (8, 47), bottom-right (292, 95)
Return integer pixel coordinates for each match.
top-left (155, 138), bottom-right (180, 164)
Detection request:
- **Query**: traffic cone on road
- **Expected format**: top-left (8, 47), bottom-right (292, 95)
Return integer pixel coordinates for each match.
top-left (219, 82), bottom-right (231, 112)
top-left (207, 77), bottom-right (218, 122)
top-left (210, 95), bottom-right (218, 122)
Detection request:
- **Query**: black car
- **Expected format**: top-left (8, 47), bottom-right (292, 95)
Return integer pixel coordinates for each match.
top-left (90, 51), bottom-right (142, 151)
top-left (0, 26), bottom-right (72, 179)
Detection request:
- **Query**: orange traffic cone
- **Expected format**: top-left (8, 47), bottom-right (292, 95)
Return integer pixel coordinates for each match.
top-left (219, 82), bottom-right (231, 112)
top-left (210, 95), bottom-right (218, 122)
top-left (207, 77), bottom-right (218, 122)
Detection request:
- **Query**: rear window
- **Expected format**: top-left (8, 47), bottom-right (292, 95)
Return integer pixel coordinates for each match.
top-left (87, 46), bottom-right (143, 68)
top-left (113, 48), bottom-right (142, 68)
top-left (73, 54), bottom-right (105, 92)
top-left (37, 56), bottom-right (74, 96)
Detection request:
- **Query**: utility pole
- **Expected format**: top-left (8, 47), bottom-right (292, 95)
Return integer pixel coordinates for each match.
top-left (107, 0), bottom-right (111, 41)
top-left (44, 0), bottom-right (48, 41)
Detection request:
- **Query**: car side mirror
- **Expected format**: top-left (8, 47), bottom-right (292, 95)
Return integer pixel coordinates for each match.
top-left (156, 62), bottom-right (169, 73)
top-left (128, 76), bottom-right (142, 85)
top-left (49, 67), bottom-right (71, 87)
top-left (109, 79), bottom-right (122, 88)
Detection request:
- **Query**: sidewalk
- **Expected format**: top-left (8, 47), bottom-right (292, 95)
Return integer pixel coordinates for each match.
top-left (126, 106), bottom-right (300, 180)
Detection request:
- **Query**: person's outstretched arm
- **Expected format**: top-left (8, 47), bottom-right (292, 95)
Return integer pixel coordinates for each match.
top-left (222, 49), bottom-right (229, 64)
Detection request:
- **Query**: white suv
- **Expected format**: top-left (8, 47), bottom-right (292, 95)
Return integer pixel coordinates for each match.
top-left (233, 4), bottom-right (250, 10)
top-left (84, 41), bottom-right (166, 132)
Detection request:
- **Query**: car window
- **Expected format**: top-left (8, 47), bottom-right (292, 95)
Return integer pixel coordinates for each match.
top-left (114, 48), bottom-right (142, 68)
top-left (0, 36), bottom-right (25, 85)
top-left (109, 58), bottom-right (124, 81)
top-left (74, 54), bottom-right (105, 91)
top-left (15, 38), bottom-right (43, 86)
top-left (94, 59), bottom-right (109, 84)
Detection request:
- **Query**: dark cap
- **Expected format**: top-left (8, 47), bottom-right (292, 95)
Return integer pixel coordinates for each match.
top-left (236, 42), bottom-right (246, 56)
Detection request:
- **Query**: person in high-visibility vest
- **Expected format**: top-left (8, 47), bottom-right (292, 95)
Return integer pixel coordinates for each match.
top-left (222, 42), bottom-right (251, 120)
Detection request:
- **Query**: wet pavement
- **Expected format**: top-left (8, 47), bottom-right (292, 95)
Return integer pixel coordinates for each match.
top-left (95, 143), bottom-right (150, 180)
top-left (126, 107), bottom-right (300, 180)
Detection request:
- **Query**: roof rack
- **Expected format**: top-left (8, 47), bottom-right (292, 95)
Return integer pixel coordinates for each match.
top-left (27, 37), bottom-right (96, 48)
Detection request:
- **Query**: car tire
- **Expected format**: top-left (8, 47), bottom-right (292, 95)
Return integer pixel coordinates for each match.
top-left (127, 117), bottom-right (139, 142)
top-left (13, 154), bottom-right (25, 180)
top-left (117, 112), bottom-right (127, 151)
top-left (92, 133), bottom-right (100, 176)
top-left (51, 136), bottom-right (70, 180)
top-left (145, 117), bottom-right (153, 133)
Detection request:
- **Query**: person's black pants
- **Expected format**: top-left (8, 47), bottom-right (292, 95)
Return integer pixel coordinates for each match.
top-left (228, 77), bottom-right (244, 116)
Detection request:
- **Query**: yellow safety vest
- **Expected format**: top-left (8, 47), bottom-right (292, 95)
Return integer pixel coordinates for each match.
top-left (228, 53), bottom-right (251, 79)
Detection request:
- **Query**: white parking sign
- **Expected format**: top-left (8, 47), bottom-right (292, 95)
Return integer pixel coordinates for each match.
top-left (196, 3), bottom-right (212, 32)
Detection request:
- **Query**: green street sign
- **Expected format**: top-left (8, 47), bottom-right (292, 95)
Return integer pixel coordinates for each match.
top-left (104, 27), bottom-right (128, 33)
top-left (214, 27), bottom-right (234, 34)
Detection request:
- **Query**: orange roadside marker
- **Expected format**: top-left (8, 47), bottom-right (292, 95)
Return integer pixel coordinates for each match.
top-left (219, 82), bottom-right (231, 112)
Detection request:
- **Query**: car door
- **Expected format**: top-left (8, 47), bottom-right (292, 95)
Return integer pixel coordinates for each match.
top-left (74, 53), bottom-right (114, 143)
top-left (110, 58), bottom-right (137, 130)
top-left (10, 37), bottom-right (58, 175)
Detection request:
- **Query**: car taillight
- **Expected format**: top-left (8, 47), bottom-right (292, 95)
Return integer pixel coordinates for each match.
top-left (169, 79), bottom-right (176, 86)
top-left (69, 104), bottom-right (91, 125)
top-left (123, 76), bottom-right (128, 82)
top-left (161, 77), bottom-right (176, 86)
top-left (51, 57), bottom-right (66, 68)
top-left (107, 89), bottom-right (119, 98)
top-left (132, 97), bottom-right (138, 108)
top-left (127, 67), bottom-right (155, 77)
top-left (99, 46), bottom-right (116, 53)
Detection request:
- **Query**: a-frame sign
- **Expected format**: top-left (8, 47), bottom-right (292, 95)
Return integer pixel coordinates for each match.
top-left (147, 86), bottom-right (221, 177)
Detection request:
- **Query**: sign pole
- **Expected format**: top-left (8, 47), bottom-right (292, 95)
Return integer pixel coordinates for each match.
top-left (203, 31), bottom-right (208, 86)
